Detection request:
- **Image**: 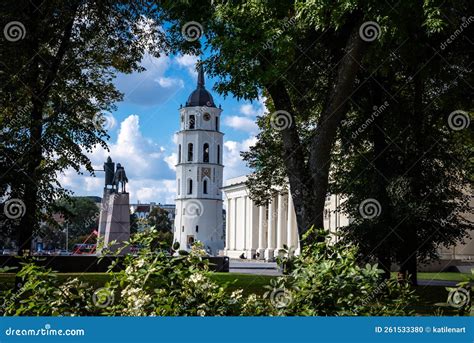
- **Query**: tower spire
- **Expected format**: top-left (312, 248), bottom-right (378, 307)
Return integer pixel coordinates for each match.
top-left (197, 65), bottom-right (205, 88)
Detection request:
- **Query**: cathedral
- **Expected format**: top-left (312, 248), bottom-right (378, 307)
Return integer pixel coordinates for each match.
top-left (172, 68), bottom-right (474, 267)
top-left (172, 67), bottom-right (224, 255)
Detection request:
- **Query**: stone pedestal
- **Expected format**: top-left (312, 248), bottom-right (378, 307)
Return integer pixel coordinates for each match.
top-left (98, 188), bottom-right (114, 239)
top-left (103, 192), bottom-right (130, 254)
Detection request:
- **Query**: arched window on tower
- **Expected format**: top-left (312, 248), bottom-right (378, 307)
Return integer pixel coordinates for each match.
top-left (178, 144), bottom-right (181, 163)
top-left (215, 116), bottom-right (219, 131)
top-left (187, 178), bottom-right (193, 194)
top-left (203, 179), bottom-right (208, 194)
top-left (187, 143), bottom-right (193, 162)
top-left (217, 145), bottom-right (221, 164)
top-left (203, 143), bottom-right (209, 162)
top-left (177, 178), bottom-right (180, 195)
top-left (189, 115), bottom-right (195, 129)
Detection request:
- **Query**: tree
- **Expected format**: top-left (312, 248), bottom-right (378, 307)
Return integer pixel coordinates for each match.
top-left (159, 0), bottom-right (457, 245)
top-left (0, 1), bottom-right (165, 254)
top-left (147, 207), bottom-right (172, 233)
top-left (55, 197), bottom-right (100, 244)
top-left (330, 1), bottom-right (473, 283)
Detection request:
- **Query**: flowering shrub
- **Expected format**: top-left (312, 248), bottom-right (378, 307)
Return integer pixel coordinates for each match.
top-left (269, 228), bottom-right (416, 316)
top-left (0, 228), bottom-right (415, 316)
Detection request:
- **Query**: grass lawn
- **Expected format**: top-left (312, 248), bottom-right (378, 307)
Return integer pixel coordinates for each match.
top-left (416, 272), bottom-right (470, 282)
top-left (0, 272), bottom-right (466, 315)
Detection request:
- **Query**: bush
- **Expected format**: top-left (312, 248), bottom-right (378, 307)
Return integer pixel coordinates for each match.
top-left (269, 228), bottom-right (416, 316)
top-left (0, 228), bottom-right (415, 316)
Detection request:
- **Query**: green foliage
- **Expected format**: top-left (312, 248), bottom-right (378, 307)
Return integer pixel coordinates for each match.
top-left (0, 0), bottom-right (166, 249)
top-left (268, 228), bottom-right (416, 316)
top-left (1, 229), bottom-right (416, 316)
top-left (436, 269), bottom-right (473, 316)
top-left (55, 197), bottom-right (100, 248)
top-left (147, 207), bottom-right (173, 233)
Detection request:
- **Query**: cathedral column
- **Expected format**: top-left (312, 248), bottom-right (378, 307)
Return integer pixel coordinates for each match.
top-left (247, 198), bottom-right (259, 259)
top-left (257, 205), bottom-right (266, 259)
top-left (231, 197), bottom-right (237, 250)
top-left (225, 197), bottom-right (231, 251)
top-left (287, 193), bottom-right (296, 250)
top-left (276, 193), bottom-right (287, 253)
top-left (265, 196), bottom-right (276, 260)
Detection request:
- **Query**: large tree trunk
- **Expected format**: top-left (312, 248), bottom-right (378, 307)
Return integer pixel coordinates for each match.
top-left (372, 79), bottom-right (392, 280)
top-left (265, 82), bottom-right (315, 241)
top-left (308, 23), bottom-right (367, 236)
top-left (17, 3), bottom-right (77, 255)
top-left (264, 21), bottom-right (368, 245)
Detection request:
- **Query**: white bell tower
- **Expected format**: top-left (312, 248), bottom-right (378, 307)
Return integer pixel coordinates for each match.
top-left (173, 66), bottom-right (224, 255)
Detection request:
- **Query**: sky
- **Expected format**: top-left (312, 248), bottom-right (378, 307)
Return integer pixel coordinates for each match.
top-left (57, 53), bottom-right (266, 204)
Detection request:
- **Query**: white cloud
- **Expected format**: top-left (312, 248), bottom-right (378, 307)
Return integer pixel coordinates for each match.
top-left (175, 54), bottom-right (199, 78)
top-left (222, 97), bottom-right (267, 133)
top-left (223, 136), bottom-right (257, 180)
top-left (164, 152), bottom-right (177, 171)
top-left (57, 115), bottom-right (175, 203)
top-left (240, 104), bottom-right (256, 116)
top-left (129, 179), bottom-right (176, 204)
top-left (158, 77), bottom-right (184, 88)
top-left (114, 54), bottom-right (184, 106)
top-left (223, 116), bottom-right (258, 133)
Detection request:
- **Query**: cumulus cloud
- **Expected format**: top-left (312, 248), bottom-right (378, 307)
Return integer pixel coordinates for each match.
top-left (223, 116), bottom-right (258, 133)
top-left (223, 136), bottom-right (257, 180)
top-left (222, 97), bottom-right (266, 133)
top-left (175, 54), bottom-right (199, 78)
top-left (58, 115), bottom-right (175, 203)
top-left (221, 97), bottom-right (267, 179)
top-left (114, 54), bottom-right (184, 106)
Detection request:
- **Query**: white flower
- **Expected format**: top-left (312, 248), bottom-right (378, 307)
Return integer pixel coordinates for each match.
top-left (189, 273), bottom-right (205, 284)
top-left (136, 258), bottom-right (146, 268)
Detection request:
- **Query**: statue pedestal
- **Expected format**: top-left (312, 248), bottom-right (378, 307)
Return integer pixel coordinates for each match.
top-left (102, 192), bottom-right (130, 255)
top-left (98, 188), bottom-right (114, 239)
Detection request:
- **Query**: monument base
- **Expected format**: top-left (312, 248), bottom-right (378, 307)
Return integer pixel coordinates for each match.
top-left (103, 192), bottom-right (130, 255)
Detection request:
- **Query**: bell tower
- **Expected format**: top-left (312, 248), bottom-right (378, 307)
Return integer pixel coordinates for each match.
top-left (173, 66), bottom-right (224, 255)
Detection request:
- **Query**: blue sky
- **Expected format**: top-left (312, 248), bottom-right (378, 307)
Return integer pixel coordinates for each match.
top-left (58, 53), bottom-right (265, 204)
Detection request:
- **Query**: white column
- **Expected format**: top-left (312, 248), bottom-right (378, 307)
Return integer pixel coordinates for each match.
top-left (232, 197), bottom-right (237, 250)
top-left (287, 193), bottom-right (296, 250)
top-left (276, 193), bottom-right (287, 253)
top-left (225, 197), bottom-right (231, 251)
top-left (257, 205), bottom-right (266, 259)
top-left (246, 196), bottom-right (251, 257)
top-left (265, 196), bottom-right (276, 260)
top-left (243, 195), bottom-right (247, 251)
